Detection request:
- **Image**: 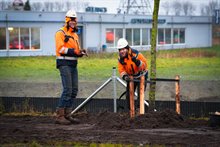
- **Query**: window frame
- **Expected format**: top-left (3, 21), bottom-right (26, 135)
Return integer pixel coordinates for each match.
top-left (0, 27), bottom-right (41, 51)
top-left (105, 27), bottom-right (185, 48)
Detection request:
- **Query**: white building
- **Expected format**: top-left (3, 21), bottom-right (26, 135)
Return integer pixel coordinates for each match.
top-left (0, 11), bottom-right (212, 57)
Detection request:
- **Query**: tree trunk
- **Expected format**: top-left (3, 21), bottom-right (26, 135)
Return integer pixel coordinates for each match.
top-left (149, 0), bottom-right (160, 111)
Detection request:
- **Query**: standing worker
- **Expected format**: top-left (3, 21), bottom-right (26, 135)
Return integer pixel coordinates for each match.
top-left (55, 10), bottom-right (87, 125)
top-left (117, 38), bottom-right (148, 111)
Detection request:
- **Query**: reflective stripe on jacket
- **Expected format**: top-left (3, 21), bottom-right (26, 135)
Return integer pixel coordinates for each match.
top-left (55, 27), bottom-right (80, 59)
top-left (118, 48), bottom-right (148, 78)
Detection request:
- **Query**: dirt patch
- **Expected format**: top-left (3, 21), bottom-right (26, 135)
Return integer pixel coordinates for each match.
top-left (0, 109), bottom-right (220, 146)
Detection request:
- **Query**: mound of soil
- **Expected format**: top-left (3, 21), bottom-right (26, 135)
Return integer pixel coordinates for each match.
top-left (74, 109), bottom-right (207, 130)
top-left (1, 109), bottom-right (219, 146)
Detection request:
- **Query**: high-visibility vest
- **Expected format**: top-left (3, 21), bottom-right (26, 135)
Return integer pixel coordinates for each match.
top-left (55, 27), bottom-right (80, 60)
top-left (118, 48), bottom-right (148, 78)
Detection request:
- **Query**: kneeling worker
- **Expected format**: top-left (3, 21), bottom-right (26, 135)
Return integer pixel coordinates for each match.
top-left (117, 38), bottom-right (148, 112)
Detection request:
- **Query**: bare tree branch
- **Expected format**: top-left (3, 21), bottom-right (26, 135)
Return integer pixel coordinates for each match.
top-left (182, 1), bottom-right (195, 16)
top-left (172, 1), bottom-right (182, 16)
top-left (161, 2), bottom-right (170, 15)
top-left (200, 1), bottom-right (219, 16)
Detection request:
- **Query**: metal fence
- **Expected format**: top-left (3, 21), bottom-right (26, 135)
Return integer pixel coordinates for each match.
top-left (1, 97), bottom-right (220, 117)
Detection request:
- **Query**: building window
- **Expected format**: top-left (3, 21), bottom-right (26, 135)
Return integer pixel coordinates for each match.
top-left (165, 28), bottom-right (171, 44)
top-left (133, 29), bottom-right (140, 46)
top-left (20, 28), bottom-right (30, 49)
top-left (173, 29), bottom-right (179, 44)
top-left (158, 28), bottom-right (164, 45)
top-left (173, 28), bottom-right (185, 44)
top-left (9, 27), bottom-right (20, 49)
top-left (1, 27), bottom-right (41, 50)
top-left (0, 28), bottom-right (6, 50)
top-left (31, 28), bottom-right (41, 49)
top-left (106, 28), bottom-right (150, 47)
top-left (106, 28), bottom-right (123, 48)
top-left (106, 28), bottom-right (114, 47)
top-left (115, 28), bottom-right (123, 46)
top-left (105, 27), bottom-right (185, 48)
top-left (125, 28), bottom-right (132, 45)
top-left (158, 28), bottom-right (172, 45)
top-left (142, 28), bottom-right (149, 45)
top-left (180, 28), bottom-right (185, 43)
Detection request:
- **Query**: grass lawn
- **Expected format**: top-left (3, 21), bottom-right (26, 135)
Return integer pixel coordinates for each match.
top-left (0, 46), bottom-right (219, 82)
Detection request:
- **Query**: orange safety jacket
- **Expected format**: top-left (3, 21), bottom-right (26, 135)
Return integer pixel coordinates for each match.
top-left (118, 48), bottom-right (148, 78)
top-left (55, 26), bottom-right (81, 68)
top-left (55, 26), bottom-right (81, 60)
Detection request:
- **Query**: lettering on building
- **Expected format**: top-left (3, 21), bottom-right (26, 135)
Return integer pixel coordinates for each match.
top-left (131, 19), bottom-right (166, 24)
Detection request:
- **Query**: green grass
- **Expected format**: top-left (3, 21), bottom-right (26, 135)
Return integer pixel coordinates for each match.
top-left (157, 57), bottom-right (220, 80)
top-left (0, 46), bottom-right (219, 82)
top-left (0, 56), bottom-right (59, 82)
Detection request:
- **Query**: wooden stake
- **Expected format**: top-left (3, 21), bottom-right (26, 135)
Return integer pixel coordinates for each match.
top-left (129, 76), bottom-right (135, 118)
top-left (175, 75), bottom-right (180, 114)
top-left (139, 75), bottom-right (145, 115)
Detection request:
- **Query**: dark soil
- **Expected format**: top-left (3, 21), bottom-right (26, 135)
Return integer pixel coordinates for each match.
top-left (0, 109), bottom-right (220, 146)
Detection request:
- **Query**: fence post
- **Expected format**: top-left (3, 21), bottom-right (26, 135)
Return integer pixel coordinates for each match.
top-left (175, 75), bottom-right (180, 114)
top-left (112, 67), bottom-right (117, 113)
top-left (129, 76), bottom-right (135, 118)
top-left (139, 75), bottom-right (145, 115)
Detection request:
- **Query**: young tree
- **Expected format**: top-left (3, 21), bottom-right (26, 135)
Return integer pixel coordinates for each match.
top-left (200, 1), bottom-right (219, 16)
top-left (31, 2), bottom-right (43, 11)
top-left (182, 1), bottom-right (195, 16)
top-left (149, 0), bottom-right (160, 111)
top-left (162, 2), bottom-right (171, 15)
top-left (0, 1), bottom-right (7, 10)
top-left (172, 1), bottom-right (182, 16)
top-left (24, 0), bottom-right (31, 11)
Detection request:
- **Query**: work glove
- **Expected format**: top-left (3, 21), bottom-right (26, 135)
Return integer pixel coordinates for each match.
top-left (131, 56), bottom-right (141, 66)
top-left (77, 49), bottom-right (87, 57)
top-left (122, 75), bottom-right (130, 81)
top-left (77, 53), bottom-right (83, 57)
top-left (77, 51), bottom-right (84, 57)
top-left (80, 49), bottom-right (88, 56)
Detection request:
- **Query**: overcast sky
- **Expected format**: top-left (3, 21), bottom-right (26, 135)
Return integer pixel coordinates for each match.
top-left (24, 0), bottom-right (220, 15)
top-left (85, 0), bottom-right (219, 14)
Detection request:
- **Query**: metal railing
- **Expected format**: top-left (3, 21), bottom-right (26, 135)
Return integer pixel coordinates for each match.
top-left (70, 67), bottom-right (181, 116)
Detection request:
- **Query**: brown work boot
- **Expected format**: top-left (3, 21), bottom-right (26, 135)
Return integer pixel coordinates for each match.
top-left (65, 108), bottom-right (80, 124)
top-left (55, 108), bottom-right (71, 125)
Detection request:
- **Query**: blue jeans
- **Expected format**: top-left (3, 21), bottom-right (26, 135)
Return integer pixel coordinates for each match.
top-left (58, 65), bottom-right (78, 108)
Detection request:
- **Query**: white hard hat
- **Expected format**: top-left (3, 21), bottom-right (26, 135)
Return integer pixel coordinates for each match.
top-left (117, 38), bottom-right (128, 49)
top-left (66, 10), bottom-right (77, 18)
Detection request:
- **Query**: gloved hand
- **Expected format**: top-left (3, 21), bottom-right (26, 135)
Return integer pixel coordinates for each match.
top-left (80, 49), bottom-right (88, 56)
top-left (77, 53), bottom-right (83, 57)
top-left (122, 75), bottom-right (130, 81)
top-left (131, 56), bottom-right (141, 66)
